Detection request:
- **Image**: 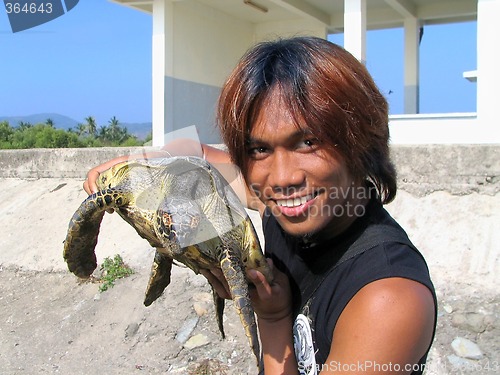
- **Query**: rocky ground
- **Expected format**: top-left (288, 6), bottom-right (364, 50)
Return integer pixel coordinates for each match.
top-left (0, 265), bottom-right (498, 375)
top-left (0, 177), bottom-right (498, 374)
top-left (0, 266), bottom-right (258, 375)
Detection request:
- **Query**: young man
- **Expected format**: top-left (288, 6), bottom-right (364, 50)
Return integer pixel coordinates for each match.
top-left (84, 37), bottom-right (436, 375)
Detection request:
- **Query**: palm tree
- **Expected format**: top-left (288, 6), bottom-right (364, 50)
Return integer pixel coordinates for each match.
top-left (84, 116), bottom-right (97, 137)
top-left (18, 121), bottom-right (32, 130)
top-left (107, 116), bottom-right (128, 143)
top-left (108, 116), bottom-right (120, 137)
top-left (75, 123), bottom-right (87, 136)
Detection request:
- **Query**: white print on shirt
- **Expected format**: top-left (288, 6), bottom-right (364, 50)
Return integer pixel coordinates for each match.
top-left (294, 313), bottom-right (317, 375)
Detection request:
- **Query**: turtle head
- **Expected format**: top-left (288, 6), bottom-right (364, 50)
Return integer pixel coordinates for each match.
top-left (96, 162), bottom-right (132, 190)
top-left (155, 197), bottom-right (202, 249)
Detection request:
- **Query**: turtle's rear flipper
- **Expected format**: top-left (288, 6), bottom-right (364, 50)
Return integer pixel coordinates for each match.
top-left (63, 195), bottom-right (107, 278)
top-left (220, 248), bottom-right (261, 369)
top-left (144, 250), bottom-right (173, 306)
top-left (212, 287), bottom-right (226, 339)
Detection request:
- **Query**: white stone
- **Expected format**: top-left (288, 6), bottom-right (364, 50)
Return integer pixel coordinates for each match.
top-left (175, 317), bottom-right (199, 344)
top-left (442, 304), bottom-right (453, 313)
top-left (183, 333), bottom-right (210, 349)
top-left (451, 337), bottom-right (483, 360)
top-left (193, 302), bottom-right (209, 316)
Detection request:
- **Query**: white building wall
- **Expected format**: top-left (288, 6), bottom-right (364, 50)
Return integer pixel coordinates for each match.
top-left (476, 0), bottom-right (500, 140)
top-left (152, 0), bottom-right (255, 145)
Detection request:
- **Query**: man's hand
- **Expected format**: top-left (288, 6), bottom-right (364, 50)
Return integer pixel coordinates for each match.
top-left (247, 259), bottom-right (292, 322)
top-left (201, 259), bottom-right (293, 322)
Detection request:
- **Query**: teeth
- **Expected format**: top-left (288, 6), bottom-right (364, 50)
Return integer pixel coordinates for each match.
top-left (277, 195), bottom-right (313, 207)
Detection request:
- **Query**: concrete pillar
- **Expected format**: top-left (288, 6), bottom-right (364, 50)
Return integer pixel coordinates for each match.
top-left (151, 0), bottom-right (256, 146)
top-left (403, 17), bottom-right (420, 114)
top-left (344, 0), bottom-right (367, 63)
top-left (477, 0), bottom-right (500, 141)
top-left (151, 0), bottom-right (173, 147)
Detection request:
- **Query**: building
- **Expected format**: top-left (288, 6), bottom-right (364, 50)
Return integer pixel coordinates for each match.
top-left (111, 0), bottom-right (499, 145)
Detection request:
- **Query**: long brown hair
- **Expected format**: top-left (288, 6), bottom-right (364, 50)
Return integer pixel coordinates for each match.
top-left (217, 36), bottom-right (396, 204)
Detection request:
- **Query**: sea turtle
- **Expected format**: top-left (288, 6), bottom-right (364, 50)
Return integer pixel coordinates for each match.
top-left (63, 156), bottom-right (272, 369)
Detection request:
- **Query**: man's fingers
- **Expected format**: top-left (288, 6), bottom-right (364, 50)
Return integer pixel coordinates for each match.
top-left (247, 269), bottom-right (272, 298)
top-left (83, 180), bottom-right (92, 195)
top-left (84, 169), bottom-right (101, 195)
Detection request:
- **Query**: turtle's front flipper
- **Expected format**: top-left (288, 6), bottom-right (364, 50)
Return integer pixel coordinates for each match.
top-left (63, 189), bottom-right (129, 278)
top-left (144, 250), bottom-right (173, 306)
top-left (220, 247), bottom-right (261, 369)
top-left (63, 194), bottom-right (106, 278)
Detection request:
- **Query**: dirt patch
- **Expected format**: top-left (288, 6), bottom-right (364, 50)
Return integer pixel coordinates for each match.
top-left (0, 266), bottom-right (257, 374)
top-left (1, 267), bottom-right (499, 374)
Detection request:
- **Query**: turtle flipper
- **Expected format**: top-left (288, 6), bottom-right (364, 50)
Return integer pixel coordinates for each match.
top-left (241, 218), bottom-right (273, 283)
top-left (212, 287), bottom-right (226, 339)
top-left (220, 247), bottom-right (261, 369)
top-left (63, 189), bottom-right (130, 278)
top-left (144, 250), bottom-right (173, 306)
top-left (63, 195), bottom-right (106, 278)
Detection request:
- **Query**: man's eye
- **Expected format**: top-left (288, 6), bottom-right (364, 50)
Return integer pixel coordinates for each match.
top-left (248, 146), bottom-right (268, 156)
top-left (299, 138), bottom-right (318, 149)
top-left (304, 139), bottom-right (314, 147)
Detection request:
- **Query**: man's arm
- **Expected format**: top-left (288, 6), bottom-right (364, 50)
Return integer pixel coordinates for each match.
top-left (82, 140), bottom-right (264, 212)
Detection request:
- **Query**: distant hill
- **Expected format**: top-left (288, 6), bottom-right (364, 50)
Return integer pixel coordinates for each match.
top-left (0, 113), bottom-right (79, 130)
top-left (119, 122), bottom-right (152, 140)
top-left (0, 113), bottom-right (152, 140)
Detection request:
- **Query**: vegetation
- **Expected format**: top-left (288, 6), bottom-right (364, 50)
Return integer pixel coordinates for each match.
top-left (98, 254), bottom-right (134, 292)
top-left (0, 116), bottom-right (149, 149)
top-left (188, 359), bottom-right (228, 375)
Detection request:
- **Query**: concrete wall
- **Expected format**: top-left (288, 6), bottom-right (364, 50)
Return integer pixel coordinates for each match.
top-left (0, 144), bottom-right (498, 288)
top-left (389, 144), bottom-right (498, 196)
top-left (1, 145), bottom-right (498, 196)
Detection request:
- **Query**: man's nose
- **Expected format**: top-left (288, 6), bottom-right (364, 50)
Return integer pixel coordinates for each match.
top-left (268, 150), bottom-right (305, 192)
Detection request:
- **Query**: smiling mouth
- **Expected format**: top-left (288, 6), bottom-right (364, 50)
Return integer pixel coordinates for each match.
top-left (275, 192), bottom-right (319, 208)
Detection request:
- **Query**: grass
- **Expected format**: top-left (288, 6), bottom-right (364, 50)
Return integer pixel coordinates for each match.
top-left (188, 359), bottom-right (228, 375)
top-left (98, 254), bottom-right (134, 292)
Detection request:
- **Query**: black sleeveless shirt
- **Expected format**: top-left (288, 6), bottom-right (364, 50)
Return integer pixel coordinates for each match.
top-left (261, 199), bottom-right (437, 375)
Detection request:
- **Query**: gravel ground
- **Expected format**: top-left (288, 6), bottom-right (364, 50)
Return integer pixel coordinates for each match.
top-left (0, 177), bottom-right (498, 374)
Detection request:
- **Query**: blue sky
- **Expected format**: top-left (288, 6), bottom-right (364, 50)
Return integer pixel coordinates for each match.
top-left (0, 0), bottom-right (477, 125)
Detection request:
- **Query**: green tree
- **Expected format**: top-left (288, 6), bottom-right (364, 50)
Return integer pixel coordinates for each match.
top-left (107, 116), bottom-right (127, 143)
top-left (7, 123), bottom-right (83, 149)
top-left (84, 116), bottom-right (98, 137)
top-left (18, 121), bottom-right (32, 130)
top-left (143, 131), bottom-right (152, 145)
top-left (97, 116), bottom-right (139, 146)
top-left (0, 117), bottom-right (143, 149)
top-left (74, 122), bottom-right (87, 136)
top-left (0, 121), bottom-right (14, 148)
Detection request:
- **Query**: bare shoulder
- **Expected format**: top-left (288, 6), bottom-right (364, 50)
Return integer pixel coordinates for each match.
top-left (347, 277), bottom-right (435, 319)
top-left (327, 278), bottom-right (435, 373)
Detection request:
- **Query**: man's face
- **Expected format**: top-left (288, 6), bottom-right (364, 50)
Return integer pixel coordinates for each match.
top-left (246, 94), bottom-right (366, 240)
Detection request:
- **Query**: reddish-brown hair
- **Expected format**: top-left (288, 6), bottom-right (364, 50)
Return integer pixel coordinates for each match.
top-left (217, 36), bottom-right (396, 204)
